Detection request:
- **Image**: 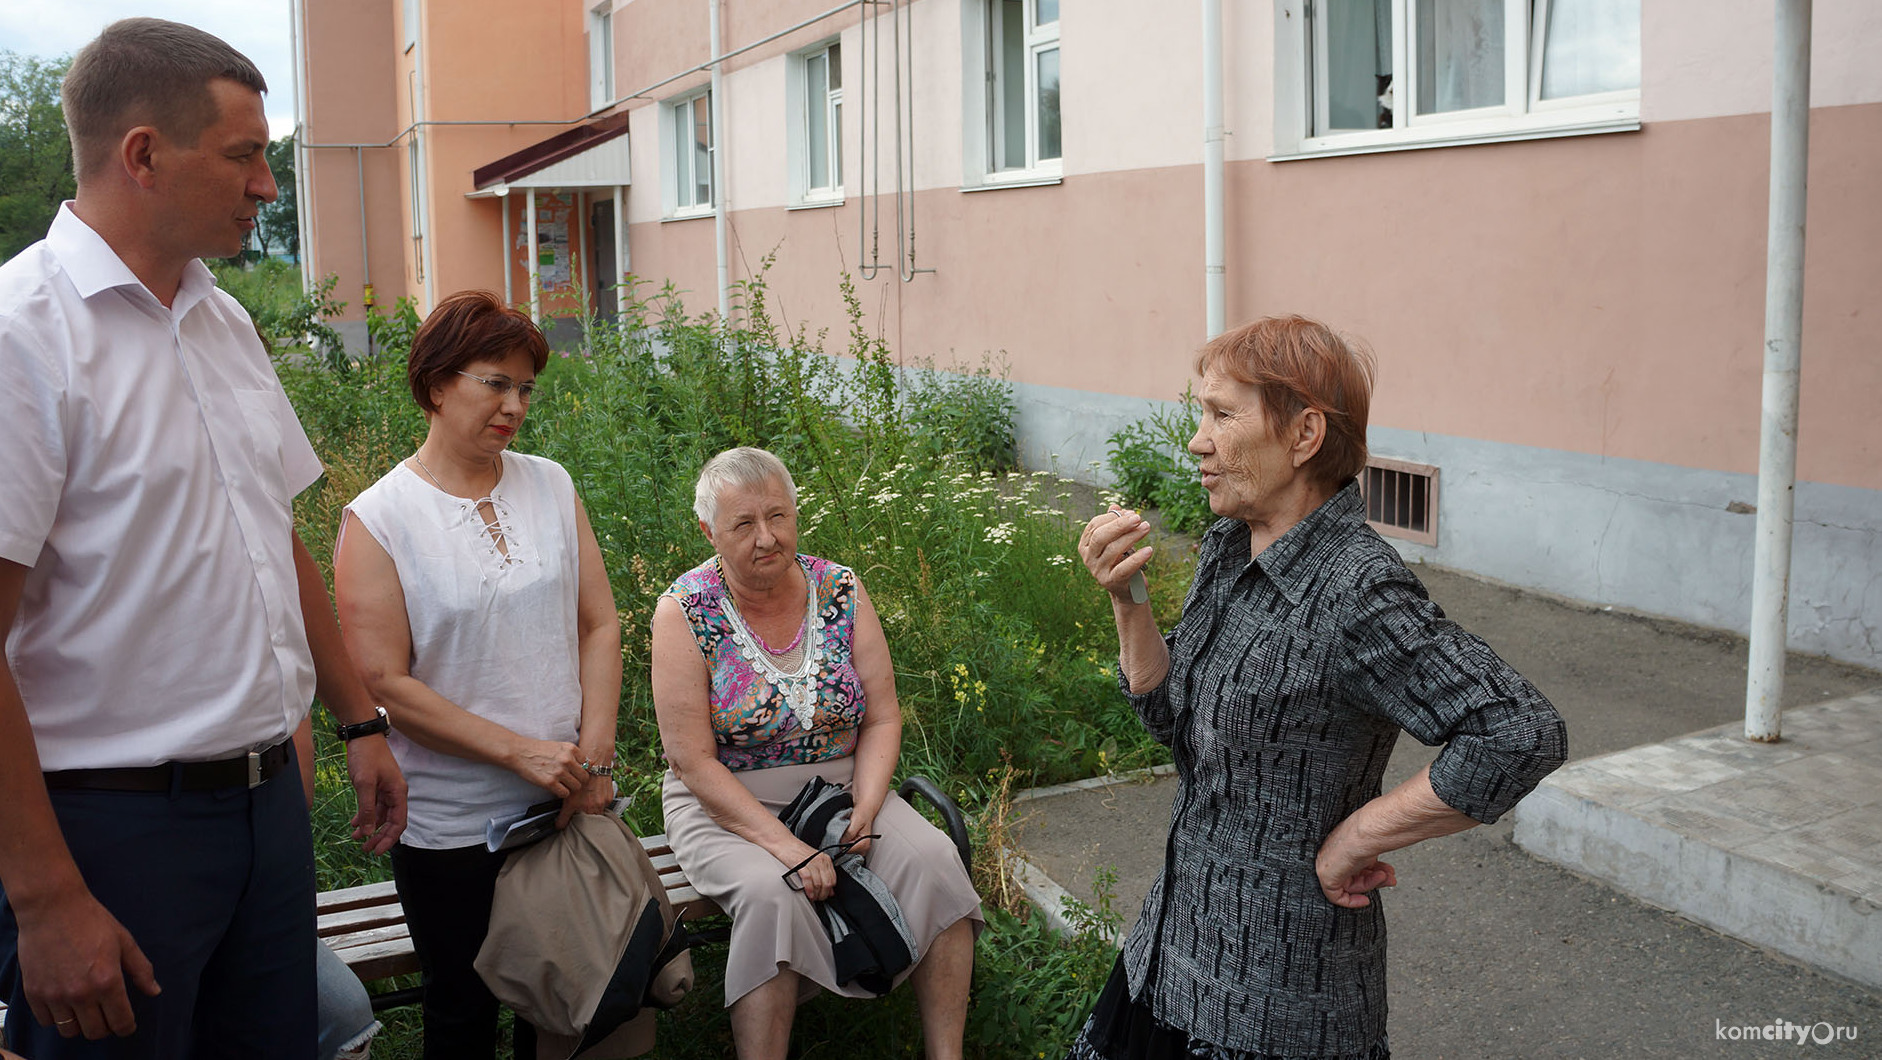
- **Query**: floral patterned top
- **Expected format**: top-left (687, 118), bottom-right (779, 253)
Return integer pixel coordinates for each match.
top-left (664, 554), bottom-right (866, 771)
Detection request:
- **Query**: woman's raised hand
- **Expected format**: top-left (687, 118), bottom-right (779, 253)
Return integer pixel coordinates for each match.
top-left (509, 739), bottom-right (591, 798)
top-left (1079, 508), bottom-right (1154, 603)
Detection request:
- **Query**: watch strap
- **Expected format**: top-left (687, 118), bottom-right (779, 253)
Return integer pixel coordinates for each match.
top-left (336, 705), bottom-right (390, 742)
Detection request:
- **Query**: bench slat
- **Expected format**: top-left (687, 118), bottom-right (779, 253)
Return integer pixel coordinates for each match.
top-left (321, 830), bottom-right (720, 986)
top-left (337, 938), bottom-right (425, 983)
top-left (317, 879), bottom-right (401, 914)
top-left (326, 922), bottom-right (413, 952)
top-left (318, 902), bottom-right (408, 938)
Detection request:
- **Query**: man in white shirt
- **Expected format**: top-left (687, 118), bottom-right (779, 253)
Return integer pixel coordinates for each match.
top-left (0, 19), bottom-right (406, 1058)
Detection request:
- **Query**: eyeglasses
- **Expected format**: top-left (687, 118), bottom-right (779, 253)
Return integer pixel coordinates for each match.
top-left (457, 370), bottom-right (537, 402)
top-left (780, 834), bottom-right (881, 892)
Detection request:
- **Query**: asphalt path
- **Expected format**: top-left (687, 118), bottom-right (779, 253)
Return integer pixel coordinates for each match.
top-left (1011, 564), bottom-right (1882, 1059)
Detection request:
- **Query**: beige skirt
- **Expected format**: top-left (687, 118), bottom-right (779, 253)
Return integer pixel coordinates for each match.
top-left (662, 757), bottom-right (985, 1006)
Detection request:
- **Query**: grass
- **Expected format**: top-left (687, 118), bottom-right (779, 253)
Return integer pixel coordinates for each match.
top-left (264, 267), bottom-right (1187, 1059)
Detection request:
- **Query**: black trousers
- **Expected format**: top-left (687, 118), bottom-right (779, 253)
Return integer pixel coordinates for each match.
top-left (390, 842), bottom-right (535, 1060)
top-left (0, 749), bottom-right (316, 1059)
top-left (1066, 955), bottom-right (1391, 1060)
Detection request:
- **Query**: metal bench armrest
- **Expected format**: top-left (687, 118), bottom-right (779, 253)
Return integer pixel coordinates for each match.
top-left (897, 775), bottom-right (973, 874)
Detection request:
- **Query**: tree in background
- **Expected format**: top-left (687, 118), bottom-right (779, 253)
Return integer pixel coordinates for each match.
top-left (257, 134), bottom-right (299, 260)
top-left (0, 51), bottom-right (75, 263)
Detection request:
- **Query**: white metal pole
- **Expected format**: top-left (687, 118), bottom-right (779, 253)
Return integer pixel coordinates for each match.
top-left (613, 184), bottom-right (628, 326)
top-left (1202, 0), bottom-right (1226, 339)
top-left (709, 0), bottom-right (731, 327)
top-left (499, 188), bottom-right (512, 306)
top-left (288, 0), bottom-right (313, 290)
top-left (1746, 0), bottom-right (1813, 742)
top-left (526, 188), bottom-right (541, 324)
top-left (573, 190), bottom-right (587, 317)
top-left (613, 185), bottom-right (628, 276)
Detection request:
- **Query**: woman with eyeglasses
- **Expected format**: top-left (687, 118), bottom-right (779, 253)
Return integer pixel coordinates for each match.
top-left (333, 290), bottom-right (622, 1058)
top-left (651, 447), bottom-right (982, 1060)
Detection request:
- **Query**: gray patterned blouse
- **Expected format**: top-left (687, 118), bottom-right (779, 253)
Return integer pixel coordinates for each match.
top-left (1119, 483), bottom-right (1566, 1057)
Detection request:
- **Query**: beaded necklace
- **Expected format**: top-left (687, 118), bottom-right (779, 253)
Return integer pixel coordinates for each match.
top-left (717, 558), bottom-right (823, 732)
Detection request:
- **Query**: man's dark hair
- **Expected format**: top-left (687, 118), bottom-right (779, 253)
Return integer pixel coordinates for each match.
top-left (62, 17), bottom-right (267, 183)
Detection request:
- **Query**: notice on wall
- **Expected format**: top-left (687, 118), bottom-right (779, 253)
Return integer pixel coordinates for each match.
top-left (511, 192), bottom-right (578, 295)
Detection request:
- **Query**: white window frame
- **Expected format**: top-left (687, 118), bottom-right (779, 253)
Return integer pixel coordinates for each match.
top-left (786, 40), bottom-right (845, 207)
top-left (960, 0), bottom-right (1061, 189)
top-left (659, 88), bottom-right (715, 219)
top-left (588, 1), bottom-right (615, 111)
top-left (1273, 0), bottom-right (1639, 161)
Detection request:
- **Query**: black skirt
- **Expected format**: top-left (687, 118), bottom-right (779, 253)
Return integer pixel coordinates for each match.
top-left (1065, 956), bottom-right (1391, 1060)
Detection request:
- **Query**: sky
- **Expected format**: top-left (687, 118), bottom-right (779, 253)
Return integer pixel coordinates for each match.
top-left (0, 0), bottom-right (298, 139)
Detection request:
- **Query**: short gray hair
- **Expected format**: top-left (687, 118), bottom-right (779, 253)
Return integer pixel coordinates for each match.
top-left (64, 18), bottom-right (268, 183)
top-left (693, 447), bottom-right (798, 527)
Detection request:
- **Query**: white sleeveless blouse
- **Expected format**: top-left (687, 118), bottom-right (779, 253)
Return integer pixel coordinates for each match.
top-left (345, 451), bottom-right (584, 849)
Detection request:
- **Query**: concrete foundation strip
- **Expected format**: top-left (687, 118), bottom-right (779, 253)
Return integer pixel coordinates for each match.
top-left (1006, 763), bottom-right (1174, 946)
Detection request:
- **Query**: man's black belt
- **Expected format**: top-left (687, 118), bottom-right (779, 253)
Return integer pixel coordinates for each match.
top-left (43, 737), bottom-right (294, 793)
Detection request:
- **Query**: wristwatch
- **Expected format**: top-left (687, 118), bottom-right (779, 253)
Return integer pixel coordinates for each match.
top-left (335, 705), bottom-right (391, 742)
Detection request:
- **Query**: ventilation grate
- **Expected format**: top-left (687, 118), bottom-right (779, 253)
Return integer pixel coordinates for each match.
top-left (1361, 458), bottom-right (1439, 547)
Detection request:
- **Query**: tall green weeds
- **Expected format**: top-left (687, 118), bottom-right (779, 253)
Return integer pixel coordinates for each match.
top-left (282, 270), bottom-right (1166, 1059)
top-left (1105, 391), bottom-right (1214, 535)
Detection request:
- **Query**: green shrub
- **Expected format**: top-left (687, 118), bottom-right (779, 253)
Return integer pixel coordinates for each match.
top-left (904, 355), bottom-right (1019, 474)
top-left (366, 295), bottom-right (423, 364)
top-left (1104, 391), bottom-right (1215, 535)
top-left (211, 260), bottom-right (349, 368)
top-left (287, 268), bottom-right (1179, 1058)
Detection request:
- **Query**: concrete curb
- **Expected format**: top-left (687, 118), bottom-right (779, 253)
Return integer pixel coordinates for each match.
top-left (1514, 780), bottom-right (1882, 992)
top-left (1008, 854), bottom-right (1124, 948)
top-left (1010, 763), bottom-right (1176, 805)
top-left (1006, 769), bottom-right (1170, 947)
top-left (1513, 690), bottom-right (1882, 992)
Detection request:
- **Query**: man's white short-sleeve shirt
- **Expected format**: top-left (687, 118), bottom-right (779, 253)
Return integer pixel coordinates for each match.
top-left (0, 205), bottom-right (325, 770)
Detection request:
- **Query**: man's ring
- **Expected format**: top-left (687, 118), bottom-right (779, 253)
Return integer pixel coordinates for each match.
top-left (55, 1017), bottom-right (77, 1026)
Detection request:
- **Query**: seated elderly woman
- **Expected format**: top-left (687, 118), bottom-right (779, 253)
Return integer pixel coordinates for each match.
top-left (1070, 316), bottom-right (1566, 1060)
top-left (334, 291), bottom-right (622, 1058)
top-left (652, 447), bottom-right (982, 1060)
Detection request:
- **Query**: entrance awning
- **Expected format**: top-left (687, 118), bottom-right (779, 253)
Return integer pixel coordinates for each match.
top-left (468, 113), bottom-right (631, 197)
top-left (468, 114), bottom-right (632, 323)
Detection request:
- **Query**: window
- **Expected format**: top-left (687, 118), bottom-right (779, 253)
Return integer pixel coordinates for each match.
top-left (1280, 0), bottom-right (1638, 157)
top-left (589, 2), bottom-right (615, 110)
top-left (961, 0), bottom-right (1060, 186)
top-left (788, 42), bottom-right (843, 205)
top-left (663, 89), bottom-right (714, 217)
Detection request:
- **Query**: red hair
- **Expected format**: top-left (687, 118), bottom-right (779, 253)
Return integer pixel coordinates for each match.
top-left (407, 291), bottom-right (550, 413)
top-left (1195, 315), bottom-right (1376, 489)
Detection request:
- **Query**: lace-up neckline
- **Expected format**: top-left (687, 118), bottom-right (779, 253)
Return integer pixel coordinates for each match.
top-left (405, 453), bottom-right (529, 573)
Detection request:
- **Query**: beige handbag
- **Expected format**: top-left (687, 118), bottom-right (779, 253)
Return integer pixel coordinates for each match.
top-left (475, 813), bottom-right (694, 1060)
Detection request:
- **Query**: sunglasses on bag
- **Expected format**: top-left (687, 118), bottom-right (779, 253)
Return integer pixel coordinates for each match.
top-left (780, 834), bottom-right (882, 891)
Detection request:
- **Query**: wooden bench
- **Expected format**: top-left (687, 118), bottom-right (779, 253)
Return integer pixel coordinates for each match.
top-left (317, 832), bottom-right (717, 1011)
top-left (319, 776), bottom-right (970, 1011)
top-left (0, 839), bottom-right (707, 1026)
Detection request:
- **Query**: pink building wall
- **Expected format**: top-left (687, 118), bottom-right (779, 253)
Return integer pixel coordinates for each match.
top-left (298, 0), bottom-right (407, 319)
top-left (301, 0), bottom-right (1882, 662)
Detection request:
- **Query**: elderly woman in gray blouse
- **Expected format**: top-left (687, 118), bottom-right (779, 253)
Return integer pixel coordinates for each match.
top-left (1071, 316), bottom-right (1566, 1060)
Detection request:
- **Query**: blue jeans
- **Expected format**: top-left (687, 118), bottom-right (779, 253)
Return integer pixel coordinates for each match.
top-left (316, 941), bottom-right (378, 1060)
top-left (0, 751), bottom-right (316, 1059)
